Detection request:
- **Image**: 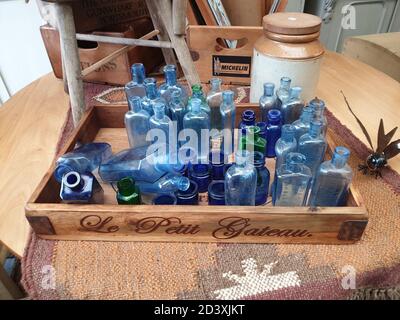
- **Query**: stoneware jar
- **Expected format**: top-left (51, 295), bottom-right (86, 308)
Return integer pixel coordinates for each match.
top-left (250, 12), bottom-right (324, 103)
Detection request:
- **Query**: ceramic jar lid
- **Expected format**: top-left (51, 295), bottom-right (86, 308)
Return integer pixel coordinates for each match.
top-left (263, 12), bottom-right (322, 35)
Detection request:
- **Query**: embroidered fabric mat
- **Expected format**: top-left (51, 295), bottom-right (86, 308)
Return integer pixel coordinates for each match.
top-left (21, 84), bottom-right (400, 300)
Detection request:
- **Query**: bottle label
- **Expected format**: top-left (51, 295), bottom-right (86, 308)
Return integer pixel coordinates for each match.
top-left (212, 55), bottom-right (252, 78)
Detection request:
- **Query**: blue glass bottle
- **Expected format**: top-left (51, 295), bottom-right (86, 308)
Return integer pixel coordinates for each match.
top-left (298, 121), bottom-right (327, 177)
top-left (225, 150), bottom-right (257, 205)
top-left (124, 63), bottom-right (146, 99)
top-left (256, 122), bottom-right (267, 141)
top-left (276, 77), bottom-right (291, 110)
top-left (281, 87), bottom-right (304, 124)
top-left (259, 82), bottom-right (276, 122)
top-left (142, 78), bottom-right (165, 116)
top-left (309, 97), bottom-right (328, 136)
top-left (207, 78), bottom-right (223, 133)
top-left (176, 180), bottom-right (199, 205)
top-left (266, 109), bottom-right (282, 158)
top-left (239, 109), bottom-right (256, 139)
top-left (275, 124), bottom-right (297, 170)
top-left (189, 164), bottom-right (211, 193)
top-left (54, 142), bottom-right (112, 182)
top-left (272, 153), bottom-right (312, 206)
top-left (116, 177), bottom-right (141, 205)
top-left (60, 171), bottom-right (103, 204)
top-left (292, 106), bottom-right (314, 143)
top-left (137, 173), bottom-right (190, 194)
top-left (149, 102), bottom-right (172, 146)
top-left (209, 151), bottom-right (227, 180)
top-left (125, 96), bottom-right (150, 149)
top-left (252, 151), bottom-right (270, 206)
top-left (99, 146), bottom-right (185, 183)
top-left (220, 90), bottom-right (236, 156)
top-left (208, 180), bottom-right (225, 205)
top-left (152, 194), bottom-right (177, 205)
top-left (169, 88), bottom-right (186, 137)
top-left (159, 64), bottom-right (188, 105)
top-left (183, 98), bottom-right (210, 162)
top-left (309, 146), bottom-right (353, 207)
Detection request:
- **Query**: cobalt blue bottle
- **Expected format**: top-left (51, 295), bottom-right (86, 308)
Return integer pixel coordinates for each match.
top-left (239, 110), bottom-right (256, 132)
top-left (253, 151), bottom-right (270, 206)
top-left (220, 90), bottom-right (236, 156)
top-left (259, 83), bottom-right (276, 122)
top-left (189, 164), bottom-right (211, 193)
top-left (54, 142), bottom-right (112, 182)
top-left (209, 151), bottom-right (227, 180)
top-left (265, 109), bottom-right (282, 158)
top-left (124, 63), bottom-right (146, 99)
top-left (152, 194), bottom-right (177, 205)
top-left (60, 171), bottom-right (103, 204)
top-left (275, 124), bottom-right (297, 170)
top-left (208, 180), bottom-right (225, 205)
top-left (159, 64), bottom-right (189, 105)
top-left (176, 180), bottom-right (199, 205)
top-left (125, 96), bottom-right (150, 149)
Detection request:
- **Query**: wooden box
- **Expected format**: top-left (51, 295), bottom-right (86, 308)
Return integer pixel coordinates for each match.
top-left (40, 19), bottom-right (163, 86)
top-left (25, 104), bottom-right (368, 244)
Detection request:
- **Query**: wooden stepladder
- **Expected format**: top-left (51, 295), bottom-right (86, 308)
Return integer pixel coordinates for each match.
top-left (41, 0), bottom-right (200, 127)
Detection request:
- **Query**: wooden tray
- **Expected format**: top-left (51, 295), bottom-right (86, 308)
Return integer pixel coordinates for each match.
top-left (25, 103), bottom-right (368, 244)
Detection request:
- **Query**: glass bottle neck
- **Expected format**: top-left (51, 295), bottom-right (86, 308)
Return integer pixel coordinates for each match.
top-left (131, 64), bottom-right (145, 84)
top-left (331, 147), bottom-right (350, 168)
top-left (165, 67), bottom-right (177, 86)
top-left (263, 84), bottom-right (274, 97)
top-left (128, 97), bottom-right (142, 112)
top-left (145, 84), bottom-right (157, 99)
top-left (210, 79), bottom-right (221, 92)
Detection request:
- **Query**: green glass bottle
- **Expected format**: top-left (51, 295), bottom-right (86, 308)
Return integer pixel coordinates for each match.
top-left (116, 177), bottom-right (141, 205)
top-left (240, 125), bottom-right (267, 155)
top-left (188, 84), bottom-right (210, 115)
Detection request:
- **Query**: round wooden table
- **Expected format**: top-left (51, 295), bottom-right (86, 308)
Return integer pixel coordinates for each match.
top-left (0, 51), bottom-right (399, 258)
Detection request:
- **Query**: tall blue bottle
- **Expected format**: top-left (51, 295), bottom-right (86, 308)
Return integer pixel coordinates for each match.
top-left (259, 83), bottom-right (276, 122)
top-left (207, 78), bottom-right (223, 132)
top-left (309, 146), bottom-right (353, 206)
top-left (220, 90), bottom-right (236, 156)
top-left (275, 124), bottom-right (297, 170)
top-left (292, 106), bottom-right (314, 143)
top-left (169, 88), bottom-right (186, 146)
top-left (275, 77), bottom-right (291, 110)
top-left (281, 87), bottom-right (304, 124)
top-left (159, 64), bottom-right (188, 105)
top-left (265, 109), bottom-right (282, 158)
top-left (54, 142), bottom-right (112, 182)
top-left (149, 102), bottom-right (172, 146)
top-left (309, 97), bottom-right (328, 136)
top-left (183, 98), bottom-right (210, 162)
top-left (298, 121), bottom-right (327, 177)
top-left (124, 63), bottom-right (146, 99)
top-left (142, 78), bottom-right (165, 116)
top-left (136, 173), bottom-right (190, 194)
top-left (253, 151), bottom-right (270, 206)
top-left (225, 150), bottom-right (257, 205)
top-left (125, 96), bottom-right (150, 149)
top-left (60, 171), bottom-right (103, 204)
top-left (273, 153), bottom-right (312, 206)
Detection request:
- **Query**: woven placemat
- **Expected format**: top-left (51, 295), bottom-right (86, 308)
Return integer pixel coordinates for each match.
top-left (21, 83), bottom-right (400, 300)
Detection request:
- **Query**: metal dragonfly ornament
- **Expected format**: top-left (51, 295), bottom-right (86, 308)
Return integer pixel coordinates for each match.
top-left (341, 91), bottom-right (400, 178)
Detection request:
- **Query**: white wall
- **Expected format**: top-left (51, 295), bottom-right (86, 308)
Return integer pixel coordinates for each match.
top-left (0, 0), bottom-right (52, 104)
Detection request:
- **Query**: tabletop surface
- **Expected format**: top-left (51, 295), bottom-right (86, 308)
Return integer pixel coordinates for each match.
top-left (0, 51), bottom-right (399, 257)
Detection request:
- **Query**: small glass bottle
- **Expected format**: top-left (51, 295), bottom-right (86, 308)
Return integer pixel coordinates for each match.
top-left (239, 110), bottom-right (256, 140)
top-left (272, 153), bottom-right (312, 206)
top-left (124, 63), bottom-right (146, 100)
top-left (220, 90), bottom-right (236, 156)
top-left (292, 106), bottom-right (314, 143)
top-left (259, 82), bottom-right (276, 122)
top-left (281, 87), bottom-right (304, 124)
top-left (169, 88), bottom-right (186, 136)
top-left (208, 180), bottom-right (225, 205)
top-left (125, 96), bottom-right (150, 149)
top-left (207, 78), bottom-right (223, 132)
top-left (240, 125), bottom-right (266, 155)
top-left (298, 120), bottom-right (327, 177)
top-left (152, 194), bottom-right (177, 205)
top-left (275, 124), bottom-right (297, 170)
top-left (142, 78), bottom-right (165, 116)
top-left (188, 84), bottom-right (210, 115)
top-left (209, 151), bottom-right (227, 181)
top-left (309, 97), bottom-right (328, 136)
top-left (266, 109), bottom-right (282, 158)
top-left (149, 102), bottom-right (172, 146)
top-left (225, 150), bottom-right (257, 206)
top-left (60, 171), bottom-right (103, 204)
top-left (275, 77), bottom-right (291, 110)
top-left (189, 164), bottom-right (211, 193)
top-left (176, 180), bottom-right (199, 205)
top-left (116, 177), bottom-right (141, 204)
top-left (137, 173), bottom-right (190, 194)
top-left (309, 146), bottom-right (353, 207)
top-left (54, 142), bottom-right (112, 182)
top-left (183, 98), bottom-right (210, 162)
top-left (159, 64), bottom-right (188, 105)
top-left (252, 151), bottom-right (270, 206)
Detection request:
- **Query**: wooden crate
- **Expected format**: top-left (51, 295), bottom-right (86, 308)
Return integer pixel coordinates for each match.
top-left (25, 104), bottom-right (368, 244)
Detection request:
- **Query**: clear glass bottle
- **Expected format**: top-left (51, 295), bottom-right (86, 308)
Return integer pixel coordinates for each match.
top-left (281, 87), bottom-right (304, 124)
top-left (142, 78), bottom-right (165, 117)
top-left (272, 152), bottom-right (312, 206)
top-left (60, 171), bottom-right (103, 204)
top-left (124, 63), bottom-right (146, 100)
top-left (275, 124), bottom-right (297, 170)
top-left (225, 150), bottom-right (257, 206)
top-left (149, 102), bottom-right (172, 146)
top-left (298, 120), bottom-right (327, 176)
top-left (137, 173), bottom-right (190, 194)
top-left (116, 177), bottom-right (141, 205)
top-left (125, 96), bottom-right (150, 149)
top-left (292, 106), bottom-right (314, 143)
top-left (54, 142), bottom-right (112, 182)
top-left (309, 146), bottom-right (353, 207)
top-left (252, 151), bottom-right (270, 206)
top-left (309, 97), bottom-right (328, 136)
top-left (183, 98), bottom-right (210, 162)
top-left (259, 82), bottom-right (276, 122)
top-left (188, 84), bottom-right (210, 115)
top-left (266, 109), bottom-right (282, 158)
top-left (207, 78), bottom-right (223, 132)
top-left (275, 77), bottom-right (291, 110)
top-left (158, 64), bottom-right (188, 105)
top-left (220, 90), bottom-right (236, 156)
